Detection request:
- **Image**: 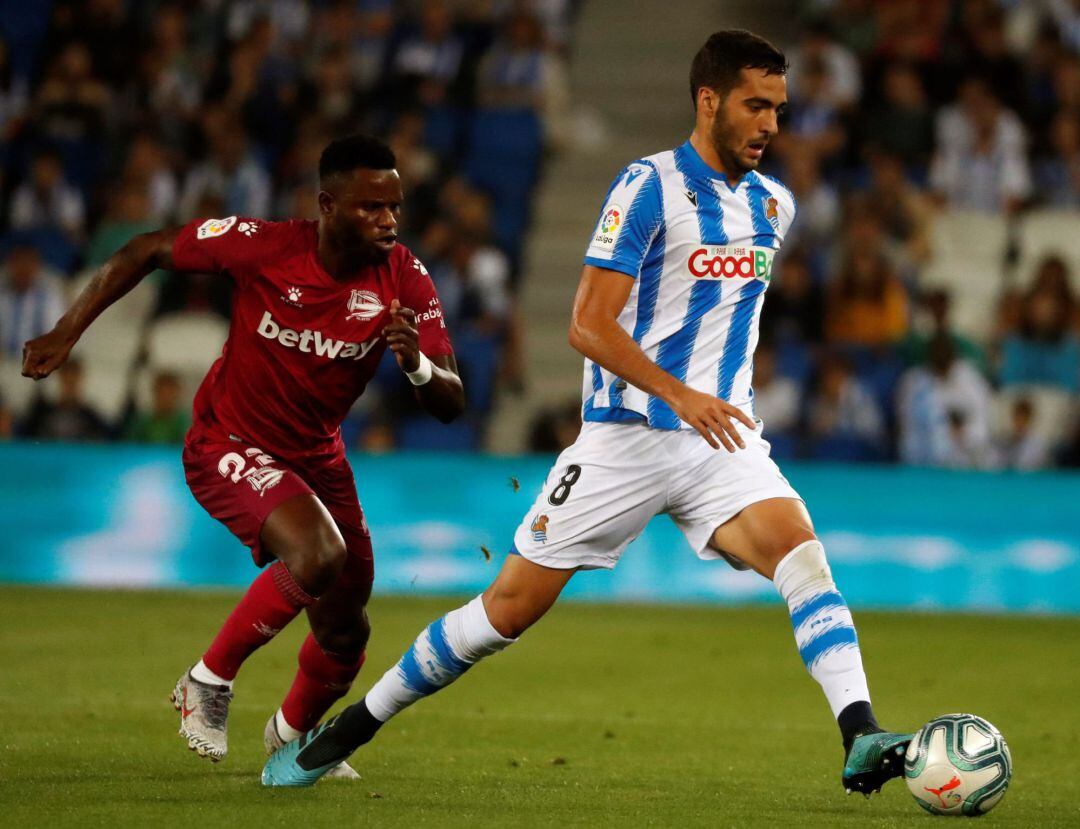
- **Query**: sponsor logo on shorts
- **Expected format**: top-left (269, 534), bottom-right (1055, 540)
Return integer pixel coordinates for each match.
top-left (238, 220), bottom-right (259, 238)
top-left (687, 245), bottom-right (775, 283)
top-left (591, 203), bottom-right (624, 251)
top-left (346, 289), bottom-right (385, 321)
top-left (531, 514), bottom-right (549, 544)
top-left (257, 310), bottom-right (380, 361)
top-left (196, 216), bottom-right (237, 239)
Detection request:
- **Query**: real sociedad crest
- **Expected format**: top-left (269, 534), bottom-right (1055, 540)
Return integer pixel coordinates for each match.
top-left (346, 289), bottom-right (385, 321)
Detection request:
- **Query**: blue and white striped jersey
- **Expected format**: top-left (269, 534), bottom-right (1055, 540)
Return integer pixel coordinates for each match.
top-left (581, 139), bottom-right (796, 430)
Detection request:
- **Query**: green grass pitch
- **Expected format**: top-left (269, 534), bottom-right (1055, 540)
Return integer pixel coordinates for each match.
top-left (2, 586), bottom-right (1078, 827)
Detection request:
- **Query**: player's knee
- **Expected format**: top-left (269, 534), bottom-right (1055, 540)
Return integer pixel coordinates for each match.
top-left (293, 531), bottom-right (348, 596)
top-left (762, 531), bottom-right (819, 579)
top-left (317, 614), bottom-right (371, 659)
top-left (482, 589), bottom-right (543, 639)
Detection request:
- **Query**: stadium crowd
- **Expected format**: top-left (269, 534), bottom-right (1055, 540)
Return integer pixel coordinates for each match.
top-left (0, 0), bottom-right (574, 449)
top-left (1, 0), bottom-right (1079, 470)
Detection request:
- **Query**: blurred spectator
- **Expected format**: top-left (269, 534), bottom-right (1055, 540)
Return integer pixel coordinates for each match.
top-left (994, 396), bottom-right (1051, 471)
top-left (9, 148), bottom-right (86, 241)
top-left (136, 3), bottom-right (202, 144)
top-left (389, 1), bottom-right (465, 108)
top-left (902, 288), bottom-right (988, 375)
top-left (302, 44), bottom-right (360, 133)
top-left (860, 62), bottom-right (936, 168)
top-left (999, 279), bottom-right (1080, 393)
top-left (84, 182), bottom-right (156, 268)
top-left (119, 132), bottom-right (179, 226)
top-left (22, 357), bottom-right (109, 442)
top-left (388, 110), bottom-right (438, 196)
top-left (826, 218), bottom-right (910, 347)
top-left (0, 35), bottom-right (30, 141)
top-left (774, 55), bottom-right (845, 166)
top-left (752, 341), bottom-right (800, 436)
top-left (1033, 109), bottom-right (1080, 207)
top-left (874, 0), bottom-right (950, 66)
top-left (958, 6), bottom-right (1024, 111)
top-left (929, 76), bottom-right (1031, 212)
top-left (0, 242), bottom-right (65, 359)
top-left (528, 398), bottom-right (581, 453)
top-left (1049, 0), bottom-right (1080, 55)
top-left (805, 351), bottom-right (885, 460)
top-left (761, 248), bottom-right (825, 347)
top-left (786, 20), bottom-right (862, 110)
top-left (125, 371), bottom-right (189, 444)
top-left (30, 41), bottom-right (110, 164)
top-left (863, 151), bottom-right (932, 270)
top-left (420, 218), bottom-right (512, 336)
top-left (897, 332), bottom-right (995, 467)
top-left (782, 147), bottom-right (840, 252)
top-left (475, 9), bottom-right (551, 112)
top-left (178, 109), bottom-right (272, 220)
top-left (1023, 22), bottom-right (1067, 134)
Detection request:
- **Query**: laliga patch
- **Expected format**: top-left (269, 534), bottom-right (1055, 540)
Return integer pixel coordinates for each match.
top-left (592, 203), bottom-right (624, 252)
top-left (197, 216), bottom-right (238, 239)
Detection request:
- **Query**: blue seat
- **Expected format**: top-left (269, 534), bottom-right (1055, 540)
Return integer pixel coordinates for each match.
top-left (423, 105), bottom-right (465, 159)
top-left (453, 331), bottom-right (501, 413)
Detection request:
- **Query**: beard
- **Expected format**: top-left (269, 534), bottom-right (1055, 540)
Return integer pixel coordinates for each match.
top-left (709, 113), bottom-right (754, 178)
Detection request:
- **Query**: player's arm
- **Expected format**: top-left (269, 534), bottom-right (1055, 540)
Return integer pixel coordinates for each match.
top-left (383, 299), bottom-right (465, 423)
top-left (568, 265), bottom-right (756, 452)
top-left (22, 226), bottom-right (183, 380)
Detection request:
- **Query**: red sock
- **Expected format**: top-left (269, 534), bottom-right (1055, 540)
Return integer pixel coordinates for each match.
top-left (202, 561), bottom-right (315, 681)
top-left (280, 633), bottom-right (365, 731)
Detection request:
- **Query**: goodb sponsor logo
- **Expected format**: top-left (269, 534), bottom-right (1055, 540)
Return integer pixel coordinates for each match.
top-left (257, 311), bottom-right (379, 360)
top-left (687, 245), bottom-right (775, 282)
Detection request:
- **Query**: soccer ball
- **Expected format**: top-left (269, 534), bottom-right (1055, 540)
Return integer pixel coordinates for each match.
top-left (904, 713), bottom-right (1012, 816)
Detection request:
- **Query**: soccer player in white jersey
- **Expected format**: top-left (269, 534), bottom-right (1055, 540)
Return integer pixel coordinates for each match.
top-left (264, 30), bottom-right (912, 794)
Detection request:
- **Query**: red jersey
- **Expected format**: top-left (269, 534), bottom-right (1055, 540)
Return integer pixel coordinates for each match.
top-left (171, 216), bottom-right (452, 466)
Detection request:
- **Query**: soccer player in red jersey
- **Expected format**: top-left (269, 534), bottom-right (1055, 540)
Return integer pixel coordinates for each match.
top-left (22, 135), bottom-right (464, 776)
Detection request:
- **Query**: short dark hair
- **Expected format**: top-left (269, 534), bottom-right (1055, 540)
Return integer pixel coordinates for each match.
top-left (318, 134), bottom-right (396, 182)
top-left (689, 30), bottom-right (788, 109)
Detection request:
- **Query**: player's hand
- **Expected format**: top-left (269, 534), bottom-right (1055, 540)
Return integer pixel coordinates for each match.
top-left (670, 386), bottom-right (756, 452)
top-left (383, 299), bottom-right (421, 372)
top-left (21, 326), bottom-right (77, 381)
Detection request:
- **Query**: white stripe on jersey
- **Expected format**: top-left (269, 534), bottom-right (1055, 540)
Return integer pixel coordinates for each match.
top-left (581, 140), bottom-right (796, 431)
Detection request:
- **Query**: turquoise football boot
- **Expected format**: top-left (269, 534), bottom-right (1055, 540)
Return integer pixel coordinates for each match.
top-left (842, 730), bottom-right (914, 797)
top-left (261, 720), bottom-right (347, 787)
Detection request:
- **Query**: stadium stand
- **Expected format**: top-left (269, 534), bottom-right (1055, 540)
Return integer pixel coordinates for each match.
top-left (0, 0), bottom-right (1078, 471)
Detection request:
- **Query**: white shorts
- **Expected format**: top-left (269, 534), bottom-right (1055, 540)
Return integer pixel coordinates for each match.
top-left (512, 420), bottom-right (802, 570)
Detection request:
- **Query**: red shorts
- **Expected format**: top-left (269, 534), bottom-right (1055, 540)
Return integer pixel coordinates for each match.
top-left (183, 435), bottom-right (373, 588)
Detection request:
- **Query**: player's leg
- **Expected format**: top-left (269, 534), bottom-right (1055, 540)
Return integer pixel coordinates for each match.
top-left (263, 421), bottom-right (668, 785)
top-left (262, 554), bottom-right (574, 785)
top-left (267, 536), bottom-right (373, 780)
top-left (177, 441), bottom-right (349, 760)
top-left (269, 458), bottom-right (373, 754)
top-left (707, 497), bottom-right (911, 795)
top-left (194, 494), bottom-right (347, 683)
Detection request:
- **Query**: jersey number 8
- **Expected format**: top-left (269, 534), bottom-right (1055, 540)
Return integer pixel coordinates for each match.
top-left (548, 464), bottom-right (582, 506)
